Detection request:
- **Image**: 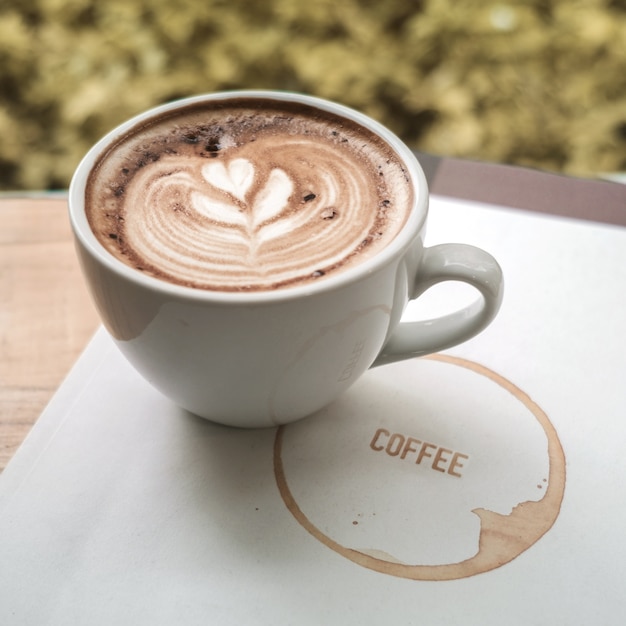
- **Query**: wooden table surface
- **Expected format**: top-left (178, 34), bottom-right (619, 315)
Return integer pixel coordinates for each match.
top-left (0, 196), bottom-right (100, 472)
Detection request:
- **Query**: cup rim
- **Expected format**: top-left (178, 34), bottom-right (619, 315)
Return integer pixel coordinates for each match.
top-left (68, 90), bottom-right (429, 304)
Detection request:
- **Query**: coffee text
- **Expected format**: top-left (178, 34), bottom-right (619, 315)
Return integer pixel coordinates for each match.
top-left (369, 428), bottom-right (469, 477)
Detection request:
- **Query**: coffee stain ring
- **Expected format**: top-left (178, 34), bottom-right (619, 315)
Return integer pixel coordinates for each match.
top-left (273, 354), bottom-right (566, 581)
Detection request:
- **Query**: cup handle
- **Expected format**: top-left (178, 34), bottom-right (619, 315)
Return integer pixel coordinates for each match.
top-left (372, 244), bottom-right (504, 367)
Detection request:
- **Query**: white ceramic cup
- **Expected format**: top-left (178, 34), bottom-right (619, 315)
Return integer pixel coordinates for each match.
top-left (69, 91), bottom-right (503, 428)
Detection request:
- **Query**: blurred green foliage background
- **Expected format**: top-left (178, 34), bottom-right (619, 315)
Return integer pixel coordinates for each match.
top-left (1, 0), bottom-right (625, 190)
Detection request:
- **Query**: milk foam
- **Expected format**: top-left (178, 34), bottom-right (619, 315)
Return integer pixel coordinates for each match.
top-left (86, 101), bottom-right (413, 291)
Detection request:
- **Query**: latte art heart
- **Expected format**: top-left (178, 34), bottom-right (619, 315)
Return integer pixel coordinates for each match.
top-left (192, 161), bottom-right (293, 236)
top-left (193, 163), bottom-right (295, 257)
top-left (201, 158), bottom-right (255, 202)
top-left (86, 101), bottom-right (413, 291)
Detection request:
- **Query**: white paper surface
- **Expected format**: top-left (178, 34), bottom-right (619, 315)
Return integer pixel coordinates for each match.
top-left (1, 196), bottom-right (625, 625)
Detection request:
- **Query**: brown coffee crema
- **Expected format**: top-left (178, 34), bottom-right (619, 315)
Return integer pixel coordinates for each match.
top-left (86, 98), bottom-right (413, 291)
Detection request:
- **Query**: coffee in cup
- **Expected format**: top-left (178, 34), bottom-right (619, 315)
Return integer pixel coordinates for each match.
top-left (85, 98), bottom-right (413, 292)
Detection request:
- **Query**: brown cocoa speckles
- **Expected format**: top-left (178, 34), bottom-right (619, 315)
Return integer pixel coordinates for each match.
top-left (105, 177), bottom-right (126, 197)
top-left (303, 193), bottom-right (316, 202)
top-left (205, 137), bottom-right (221, 152)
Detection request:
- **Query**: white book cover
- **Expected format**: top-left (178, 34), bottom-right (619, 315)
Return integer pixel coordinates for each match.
top-left (1, 193), bottom-right (625, 625)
